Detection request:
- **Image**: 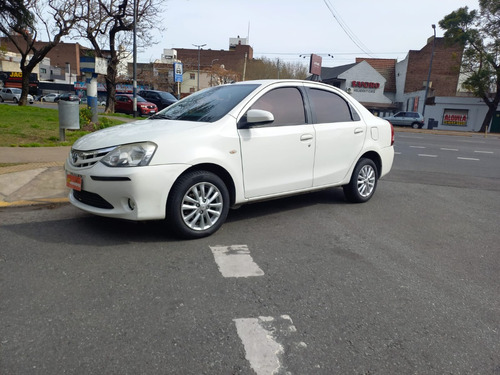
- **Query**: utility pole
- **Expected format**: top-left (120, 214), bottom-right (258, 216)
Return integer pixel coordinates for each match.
top-left (193, 43), bottom-right (206, 91)
top-left (422, 24), bottom-right (436, 121)
top-left (132, 0), bottom-right (137, 117)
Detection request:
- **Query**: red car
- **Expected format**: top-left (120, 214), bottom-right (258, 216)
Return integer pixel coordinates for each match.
top-left (115, 94), bottom-right (158, 116)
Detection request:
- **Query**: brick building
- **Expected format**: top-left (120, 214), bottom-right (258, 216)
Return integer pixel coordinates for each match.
top-left (174, 43), bottom-right (253, 74)
top-left (315, 36), bottom-right (498, 132)
top-left (0, 37), bottom-right (86, 80)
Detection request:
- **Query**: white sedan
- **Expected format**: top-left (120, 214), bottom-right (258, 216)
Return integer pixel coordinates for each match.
top-left (41, 93), bottom-right (59, 102)
top-left (65, 80), bottom-right (394, 238)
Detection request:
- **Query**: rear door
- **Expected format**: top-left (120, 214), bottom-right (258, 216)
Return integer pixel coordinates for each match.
top-left (115, 95), bottom-right (130, 113)
top-left (305, 86), bottom-right (366, 186)
top-left (238, 86), bottom-right (315, 198)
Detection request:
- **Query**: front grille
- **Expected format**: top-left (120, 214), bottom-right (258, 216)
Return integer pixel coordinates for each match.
top-left (70, 147), bottom-right (116, 168)
top-left (73, 190), bottom-right (114, 209)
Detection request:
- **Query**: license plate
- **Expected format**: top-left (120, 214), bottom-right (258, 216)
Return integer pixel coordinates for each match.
top-left (66, 173), bottom-right (82, 191)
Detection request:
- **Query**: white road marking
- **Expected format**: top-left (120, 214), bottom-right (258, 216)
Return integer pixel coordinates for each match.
top-left (210, 245), bottom-right (264, 278)
top-left (234, 316), bottom-right (303, 375)
top-left (458, 157), bottom-right (480, 161)
top-left (441, 148), bottom-right (459, 151)
top-left (410, 145), bottom-right (426, 148)
top-left (474, 150), bottom-right (494, 154)
top-left (234, 317), bottom-right (283, 375)
top-left (418, 154), bottom-right (438, 157)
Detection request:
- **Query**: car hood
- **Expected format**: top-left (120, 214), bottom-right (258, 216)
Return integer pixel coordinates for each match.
top-left (72, 119), bottom-right (208, 151)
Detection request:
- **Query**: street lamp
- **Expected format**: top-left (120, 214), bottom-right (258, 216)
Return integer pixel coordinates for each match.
top-left (422, 24), bottom-right (436, 121)
top-left (193, 43), bottom-right (206, 91)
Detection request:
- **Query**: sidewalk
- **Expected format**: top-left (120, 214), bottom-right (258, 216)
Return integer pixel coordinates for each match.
top-left (0, 129), bottom-right (498, 208)
top-left (0, 147), bottom-right (70, 207)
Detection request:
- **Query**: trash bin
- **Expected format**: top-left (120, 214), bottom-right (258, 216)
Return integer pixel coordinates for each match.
top-left (427, 118), bottom-right (438, 130)
top-left (58, 100), bottom-right (80, 130)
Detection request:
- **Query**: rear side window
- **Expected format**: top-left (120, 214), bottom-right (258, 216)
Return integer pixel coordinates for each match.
top-left (307, 88), bottom-right (356, 123)
top-left (249, 87), bottom-right (306, 126)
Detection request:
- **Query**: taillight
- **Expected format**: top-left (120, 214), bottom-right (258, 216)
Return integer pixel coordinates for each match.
top-left (390, 121), bottom-right (395, 145)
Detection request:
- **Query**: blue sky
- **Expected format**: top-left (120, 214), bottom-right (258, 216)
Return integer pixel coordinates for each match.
top-left (139, 0), bottom-right (479, 67)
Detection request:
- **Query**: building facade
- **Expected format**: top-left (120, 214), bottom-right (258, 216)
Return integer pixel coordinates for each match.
top-left (316, 37), bottom-right (499, 132)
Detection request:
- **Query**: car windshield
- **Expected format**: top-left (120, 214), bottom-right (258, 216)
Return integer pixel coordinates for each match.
top-left (158, 92), bottom-right (177, 100)
top-left (150, 84), bottom-right (259, 122)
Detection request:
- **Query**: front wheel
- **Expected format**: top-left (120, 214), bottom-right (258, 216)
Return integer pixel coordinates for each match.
top-left (167, 170), bottom-right (229, 239)
top-left (343, 158), bottom-right (378, 203)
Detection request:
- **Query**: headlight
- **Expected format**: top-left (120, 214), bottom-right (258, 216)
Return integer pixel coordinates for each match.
top-left (101, 142), bottom-right (157, 167)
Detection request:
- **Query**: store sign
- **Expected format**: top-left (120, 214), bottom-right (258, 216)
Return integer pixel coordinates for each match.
top-left (351, 81), bottom-right (380, 89)
top-left (443, 109), bottom-right (468, 126)
top-left (309, 54), bottom-right (322, 76)
top-left (351, 81), bottom-right (380, 93)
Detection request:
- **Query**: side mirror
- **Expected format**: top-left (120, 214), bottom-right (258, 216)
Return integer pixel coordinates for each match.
top-left (239, 109), bottom-right (274, 128)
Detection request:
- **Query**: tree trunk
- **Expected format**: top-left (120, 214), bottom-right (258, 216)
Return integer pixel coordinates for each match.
top-left (479, 91), bottom-right (500, 133)
top-left (19, 66), bottom-right (31, 106)
top-left (479, 108), bottom-right (494, 133)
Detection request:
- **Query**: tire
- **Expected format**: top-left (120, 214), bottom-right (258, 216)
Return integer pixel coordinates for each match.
top-left (411, 122), bottom-right (420, 129)
top-left (13, 97), bottom-right (18, 103)
top-left (167, 170), bottom-right (229, 239)
top-left (343, 158), bottom-right (378, 203)
top-left (0, 97), bottom-right (3, 102)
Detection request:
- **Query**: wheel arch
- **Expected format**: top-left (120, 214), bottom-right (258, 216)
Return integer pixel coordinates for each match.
top-left (172, 163), bottom-right (236, 206)
top-left (358, 150), bottom-right (382, 177)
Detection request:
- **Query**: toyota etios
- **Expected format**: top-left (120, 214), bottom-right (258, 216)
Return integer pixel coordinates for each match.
top-left (65, 80), bottom-right (394, 238)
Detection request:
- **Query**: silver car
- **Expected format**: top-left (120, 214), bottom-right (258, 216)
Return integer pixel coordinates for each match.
top-left (384, 111), bottom-right (424, 129)
top-left (0, 87), bottom-right (34, 104)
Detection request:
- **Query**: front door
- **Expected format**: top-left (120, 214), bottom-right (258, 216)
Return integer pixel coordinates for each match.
top-left (238, 87), bottom-right (315, 199)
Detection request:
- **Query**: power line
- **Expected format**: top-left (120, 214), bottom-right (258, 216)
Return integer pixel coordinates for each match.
top-left (323, 0), bottom-right (373, 56)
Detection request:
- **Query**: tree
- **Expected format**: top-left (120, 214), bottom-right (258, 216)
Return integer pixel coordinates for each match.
top-left (78, 0), bottom-right (164, 113)
top-left (440, 1), bottom-right (500, 132)
top-left (245, 57), bottom-right (308, 81)
top-left (0, 0), bottom-right (83, 105)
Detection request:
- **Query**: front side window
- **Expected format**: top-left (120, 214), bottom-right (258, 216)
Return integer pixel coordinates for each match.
top-left (151, 84), bottom-right (259, 123)
top-left (307, 88), bottom-right (354, 123)
top-left (249, 87), bottom-right (305, 126)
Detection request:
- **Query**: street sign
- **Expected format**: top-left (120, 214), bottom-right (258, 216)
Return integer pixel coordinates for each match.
top-left (174, 63), bottom-right (183, 83)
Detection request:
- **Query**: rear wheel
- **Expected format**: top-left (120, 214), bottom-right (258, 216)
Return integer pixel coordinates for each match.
top-left (167, 170), bottom-right (229, 239)
top-left (411, 122), bottom-right (420, 129)
top-left (343, 158), bottom-right (378, 203)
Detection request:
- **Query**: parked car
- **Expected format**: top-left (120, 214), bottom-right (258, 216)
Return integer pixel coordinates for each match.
top-left (55, 93), bottom-right (81, 103)
top-left (383, 111), bottom-right (424, 128)
top-left (41, 93), bottom-right (60, 102)
top-left (65, 80), bottom-right (394, 238)
top-left (115, 94), bottom-right (158, 116)
top-left (137, 89), bottom-right (177, 110)
top-left (0, 87), bottom-right (34, 104)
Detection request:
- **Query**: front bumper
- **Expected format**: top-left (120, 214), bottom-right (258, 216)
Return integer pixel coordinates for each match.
top-left (65, 160), bottom-right (189, 221)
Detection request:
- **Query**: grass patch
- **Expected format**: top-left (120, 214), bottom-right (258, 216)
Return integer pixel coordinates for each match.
top-left (0, 105), bottom-right (125, 147)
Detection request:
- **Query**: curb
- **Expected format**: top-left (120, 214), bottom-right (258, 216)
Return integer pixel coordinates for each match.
top-left (0, 197), bottom-right (69, 208)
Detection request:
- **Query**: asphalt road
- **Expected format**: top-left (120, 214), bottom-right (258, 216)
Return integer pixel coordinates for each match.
top-left (1, 133), bottom-right (499, 374)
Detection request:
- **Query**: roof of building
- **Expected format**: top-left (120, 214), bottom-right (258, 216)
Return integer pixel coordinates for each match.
top-left (355, 58), bottom-right (397, 93)
top-left (320, 63), bottom-right (357, 80)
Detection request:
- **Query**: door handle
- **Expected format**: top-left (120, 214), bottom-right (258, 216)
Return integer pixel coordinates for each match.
top-left (354, 128), bottom-right (364, 134)
top-left (300, 134), bottom-right (314, 141)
